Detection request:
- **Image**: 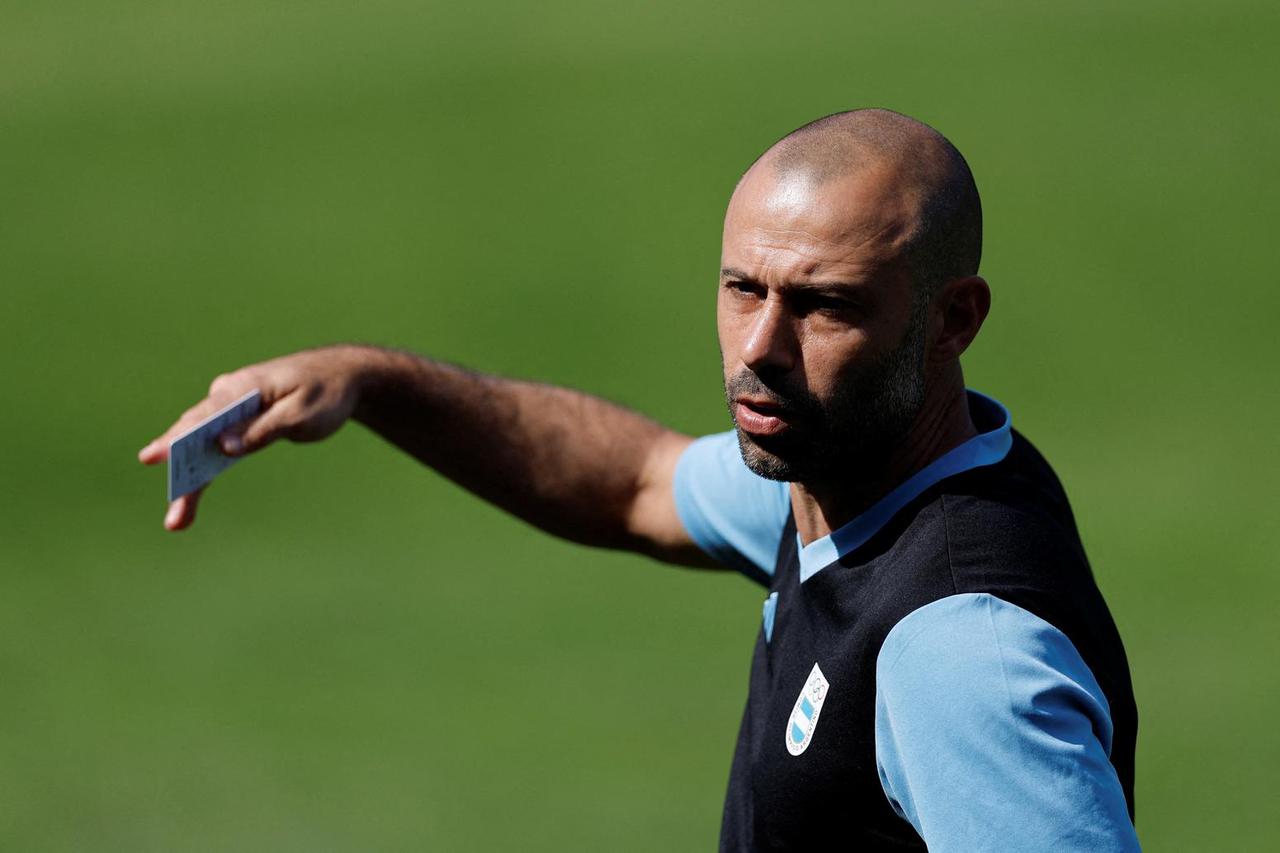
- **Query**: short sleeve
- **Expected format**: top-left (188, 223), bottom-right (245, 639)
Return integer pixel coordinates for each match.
top-left (875, 593), bottom-right (1140, 852)
top-left (672, 431), bottom-right (791, 582)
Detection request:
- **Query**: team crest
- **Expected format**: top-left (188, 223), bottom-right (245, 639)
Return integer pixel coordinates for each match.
top-left (785, 663), bottom-right (830, 756)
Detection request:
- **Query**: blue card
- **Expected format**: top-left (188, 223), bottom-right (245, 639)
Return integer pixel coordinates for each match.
top-left (167, 389), bottom-right (262, 501)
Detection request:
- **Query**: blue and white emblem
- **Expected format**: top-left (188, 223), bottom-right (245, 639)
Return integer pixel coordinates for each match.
top-left (785, 662), bottom-right (830, 756)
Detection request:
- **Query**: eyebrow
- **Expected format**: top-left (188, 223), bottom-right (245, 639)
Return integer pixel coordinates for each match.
top-left (720, 267), bottom-right (756, 282)
top-left (719, 267), bottom-right (870, 292)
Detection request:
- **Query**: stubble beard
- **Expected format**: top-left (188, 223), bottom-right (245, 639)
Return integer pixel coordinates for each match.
top-left (724, 302), bottom-right (928, 483)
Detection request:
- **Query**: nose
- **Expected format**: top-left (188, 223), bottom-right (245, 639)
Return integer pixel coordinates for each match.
top-left (740, 295), bottom-right (798, 375)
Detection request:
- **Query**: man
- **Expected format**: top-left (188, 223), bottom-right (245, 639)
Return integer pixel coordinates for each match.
top-left (138, 109), bottom-right (1140, 851)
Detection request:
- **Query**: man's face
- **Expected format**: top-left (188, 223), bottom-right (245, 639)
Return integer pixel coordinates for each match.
top-left (718, 161), bottom-right (928, 482)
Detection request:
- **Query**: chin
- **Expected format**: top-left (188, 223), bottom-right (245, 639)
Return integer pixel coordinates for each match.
top-left (735, 429), bottom-right (804, 482)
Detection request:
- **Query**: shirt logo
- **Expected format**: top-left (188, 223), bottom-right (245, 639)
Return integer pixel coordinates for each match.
top-left (785, 662), bottom-right (830, 756)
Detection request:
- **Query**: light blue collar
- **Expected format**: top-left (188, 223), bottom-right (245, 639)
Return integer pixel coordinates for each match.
top-left (797, 391), bottom-right (1013, 583)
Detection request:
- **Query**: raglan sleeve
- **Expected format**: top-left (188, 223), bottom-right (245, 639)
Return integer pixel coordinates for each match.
top-left (672, 430), bottom-right (791, 584)
top-left (874, 593), bottom-right (1141, 852)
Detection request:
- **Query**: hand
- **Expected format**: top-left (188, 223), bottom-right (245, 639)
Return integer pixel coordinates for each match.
top-left (137, 345), bottom-right (370, 531)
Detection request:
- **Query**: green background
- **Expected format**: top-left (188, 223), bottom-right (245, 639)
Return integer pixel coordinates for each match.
top-left (2, 0), bottom-right (1276, 849)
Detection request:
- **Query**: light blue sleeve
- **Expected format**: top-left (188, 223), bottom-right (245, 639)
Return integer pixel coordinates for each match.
top-left (672, 431), bottom-right (791, 580)
top-left (875, 593), bottom-right (1140, 853)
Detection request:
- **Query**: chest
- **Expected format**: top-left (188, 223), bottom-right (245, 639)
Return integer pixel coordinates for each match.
top-left (729, 550), bottom-right (926, 850)
top-left (750, 560), bottom-right (883, 785)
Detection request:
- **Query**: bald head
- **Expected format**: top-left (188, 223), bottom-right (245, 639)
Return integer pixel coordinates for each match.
top-left (746, 109), bottom-right (982, 296)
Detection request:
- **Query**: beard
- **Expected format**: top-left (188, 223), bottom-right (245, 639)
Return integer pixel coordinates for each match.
top-left (724, 302), bottom-right (928, 483)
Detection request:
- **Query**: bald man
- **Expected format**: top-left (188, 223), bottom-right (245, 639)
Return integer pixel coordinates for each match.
top-left (139, 109), bottom-right (1140, 851)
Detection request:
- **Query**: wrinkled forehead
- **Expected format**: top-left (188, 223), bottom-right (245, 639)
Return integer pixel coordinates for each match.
top-left (723, 158), bottom-right (921, 275)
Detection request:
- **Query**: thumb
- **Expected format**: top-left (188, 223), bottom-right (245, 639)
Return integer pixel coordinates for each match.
top-left (220, 399), bottom-right (297, 456)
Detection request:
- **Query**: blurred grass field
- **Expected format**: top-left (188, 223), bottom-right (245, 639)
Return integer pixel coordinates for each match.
top-left (2, 0), bottom-right (1278, 849)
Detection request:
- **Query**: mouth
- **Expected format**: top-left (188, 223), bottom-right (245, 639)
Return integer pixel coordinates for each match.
top-left (733, 397), bottom-right (794, 437)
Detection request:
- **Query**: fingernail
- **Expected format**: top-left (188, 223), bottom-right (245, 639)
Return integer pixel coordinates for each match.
top-left (165, 504), bottom-right (181, 528)
top-left (221, 435), bottom-right (242, 455)
top-left (138, 441), bottom-right (156, 457)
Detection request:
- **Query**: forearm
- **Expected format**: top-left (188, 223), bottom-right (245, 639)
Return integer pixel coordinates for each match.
top-left (350, 346), bottom-right (694, 552)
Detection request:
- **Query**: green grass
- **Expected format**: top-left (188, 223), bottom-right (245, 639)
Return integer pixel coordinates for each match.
top-left (2, 1), bottom-right (1277, 849)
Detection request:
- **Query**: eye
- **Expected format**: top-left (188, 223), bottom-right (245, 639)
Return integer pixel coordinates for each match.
top-left (796, 293), bottom-right (857, 317)
top-left (723, 280), bottom-right (766, 299)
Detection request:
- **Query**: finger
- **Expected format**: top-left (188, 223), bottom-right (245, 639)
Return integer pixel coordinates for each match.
top-left (164, 487), bottom-right (205, 531)
top-left (139, 369), bottom-right (270, 465)
top-left (138, 440), bottom-right (169, 465)
top-left (137, 396), bottom-right (226, 465)
top-left (220, 395), bottom-right (299, 456)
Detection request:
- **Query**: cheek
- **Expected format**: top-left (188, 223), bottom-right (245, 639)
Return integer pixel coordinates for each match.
top-left (798, 330), bottom-right (867, 394)
top-left (715, 301), bottom-right (740, 366)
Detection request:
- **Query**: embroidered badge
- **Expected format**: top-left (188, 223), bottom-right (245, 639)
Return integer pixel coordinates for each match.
top-left (785, 662), bottom-right (830, 756)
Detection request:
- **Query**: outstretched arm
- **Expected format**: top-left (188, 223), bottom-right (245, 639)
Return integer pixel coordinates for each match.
top-left (137, 344), bottom-right (714, 567)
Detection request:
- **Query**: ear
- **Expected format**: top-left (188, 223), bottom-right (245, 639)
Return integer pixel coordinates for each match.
top-left (927, 275), bottom-right (990, 363)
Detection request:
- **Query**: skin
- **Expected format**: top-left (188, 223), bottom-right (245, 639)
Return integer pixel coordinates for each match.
top-left (138, 111), bottom-right (990, 561)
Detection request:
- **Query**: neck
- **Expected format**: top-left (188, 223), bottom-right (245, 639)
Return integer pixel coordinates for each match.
top-left (790, 375), bottom-right (976, 546)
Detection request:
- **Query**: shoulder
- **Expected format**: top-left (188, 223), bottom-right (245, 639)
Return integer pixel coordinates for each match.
top-left (934, 430), bottom-right (1094, 592)
top-left (672, 431), bottom-right (790, 580)
top-left (876, 593), bottom-right (1111, 738)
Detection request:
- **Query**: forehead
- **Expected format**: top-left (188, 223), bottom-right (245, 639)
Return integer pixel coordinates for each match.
top-left (722, 161), bottom-right (919, 281)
